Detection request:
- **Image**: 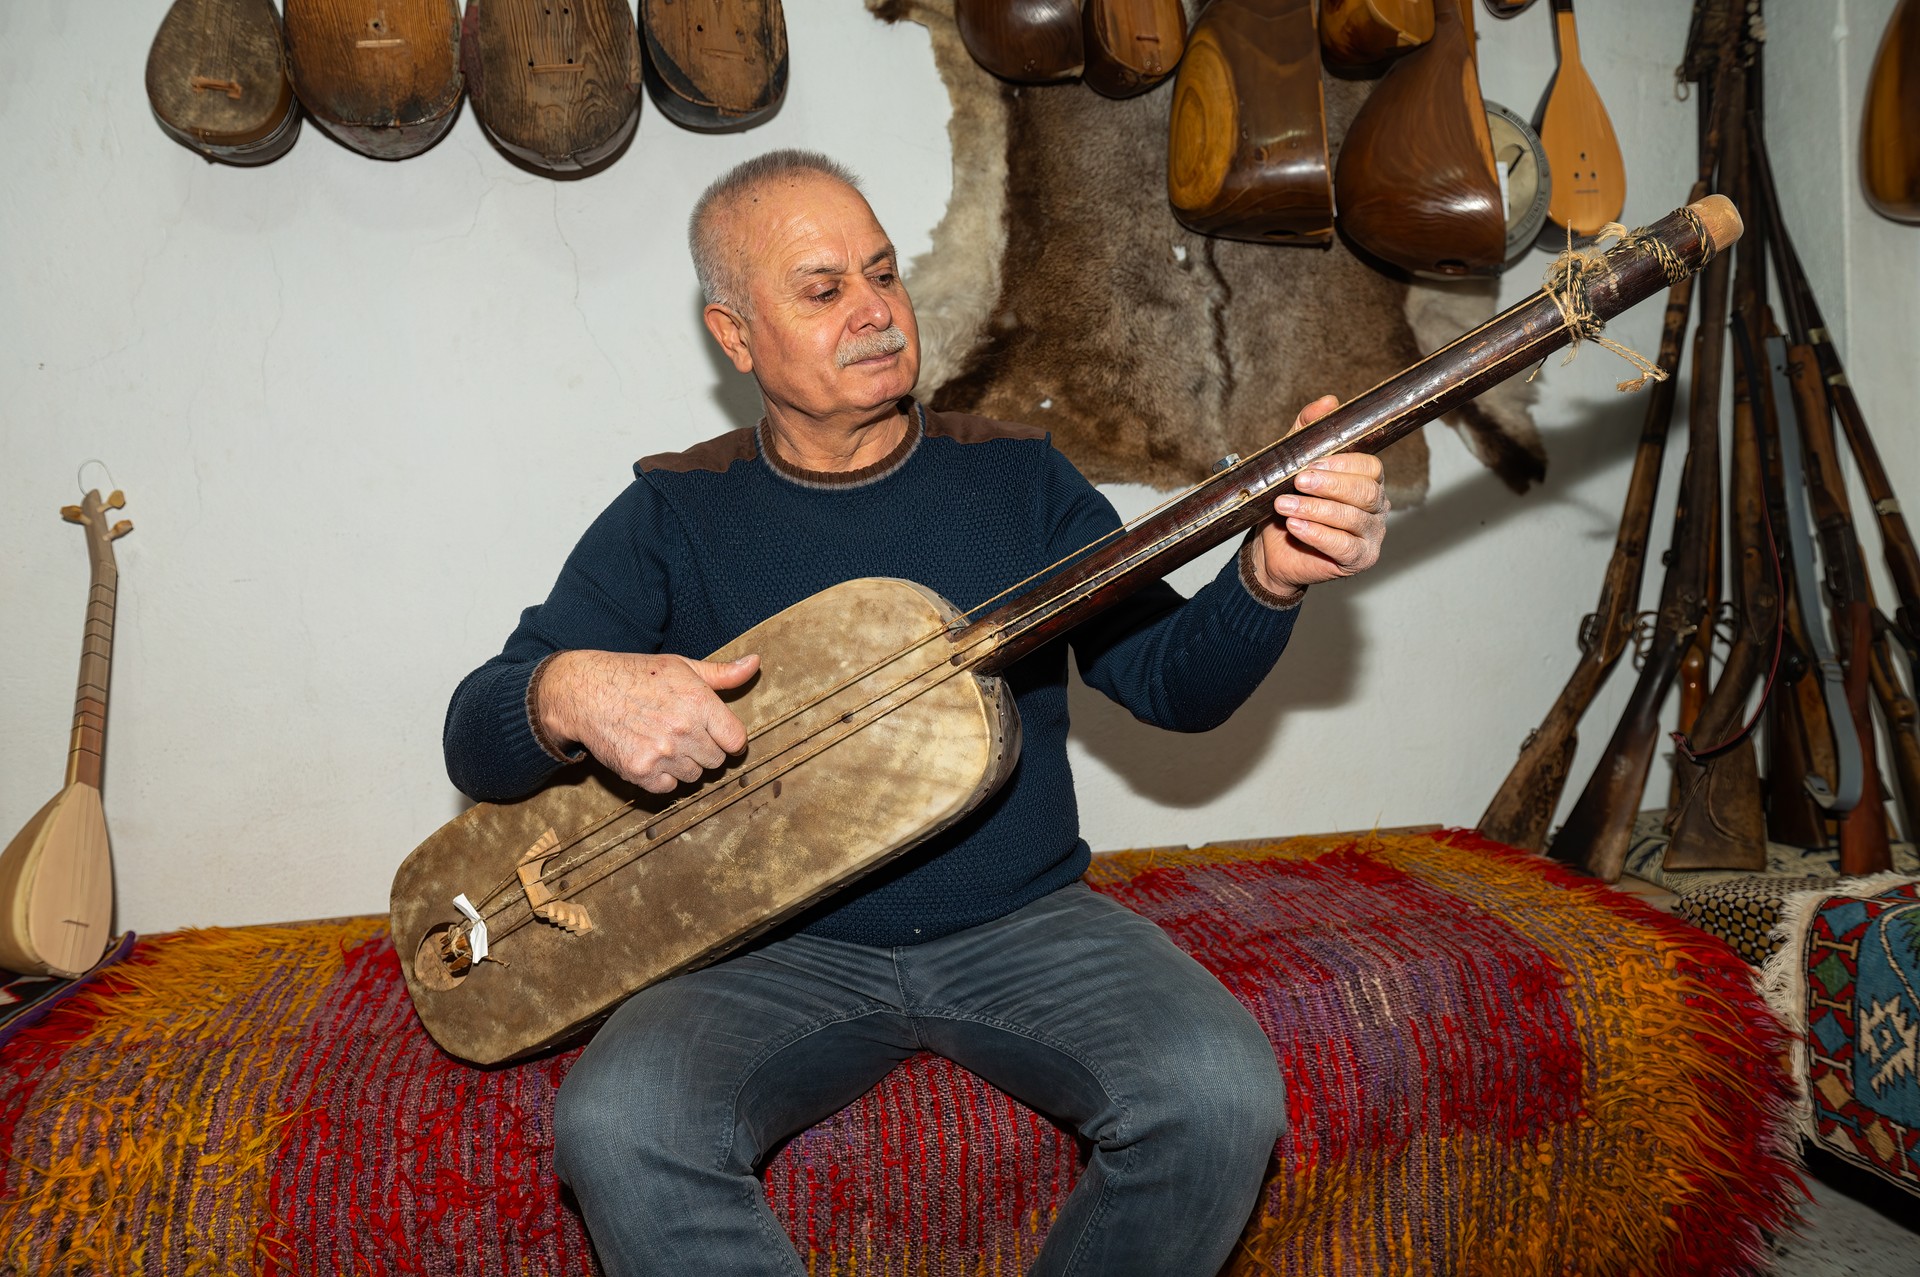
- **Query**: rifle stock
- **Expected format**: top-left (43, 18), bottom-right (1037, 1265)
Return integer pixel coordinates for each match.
top-left (1477, 217), bottom-right (1698, 851)
top-left (1551, 177), bottom-right (1736, 880)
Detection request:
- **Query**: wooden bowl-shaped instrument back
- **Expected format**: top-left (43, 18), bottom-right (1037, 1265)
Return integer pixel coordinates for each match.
top-left (391, 578), bottom-right (1020, 1065)
top-left (1167, 0), bottom-right (1332, 244)
top-left (1862, 0), bottom-right (1920, 223)
top-left (285, 0), bottom-right (464, 159)
top-left (145, 0), bottom-right (302, 164)
top-left (640, 0), bottom-right (788, 131)
top-left (1332, 0), bottom-right (1504, 275)
top-left (462, 0), bottom-right (641, 171)
top-left (1082, 0), bottom-right (1187, 98)
top-left (1319, 0), bottom-right (1434, 68)
top-left (956, 0), bottom-right (1084, 83)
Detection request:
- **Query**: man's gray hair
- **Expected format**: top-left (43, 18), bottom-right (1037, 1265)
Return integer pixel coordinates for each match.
top-left (689, 150), bottom-right (865, 313)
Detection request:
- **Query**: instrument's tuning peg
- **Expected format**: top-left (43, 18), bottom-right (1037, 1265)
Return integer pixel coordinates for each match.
top-left (110, 520), bottom-right (134, 540)
top-left (106, 491), bottom-right (126, 510)
top-left (60, 504), bottom-right (84, 523)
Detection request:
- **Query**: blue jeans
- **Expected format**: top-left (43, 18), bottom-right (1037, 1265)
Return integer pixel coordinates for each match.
top-left (552, 881), bottom-right (1286, 1276)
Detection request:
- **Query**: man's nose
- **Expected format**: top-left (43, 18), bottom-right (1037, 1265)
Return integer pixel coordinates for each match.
top-left (848, 276), bottom-right (892, 330)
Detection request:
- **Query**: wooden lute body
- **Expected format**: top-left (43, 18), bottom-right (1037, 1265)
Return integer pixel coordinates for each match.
top-left (0, 490), bottom-right (132, 979)
top-left (461, 0), bottom-right (642, 172)
top-left (145, 0), bottom-right (302, 165)
top-left (639, 0), bottom-right (787, 130)
top-left (1333, 0), bottom-right (1506, 275)
top-left (1862, 0), bottom-right (1920, 223)
top-left (1534, 0), bottom-right (1625, 236)
top-left (394, 579), bottom-right (1019, 1062)
top-left (285, 0), bottom-right (464, 159)
top-left (1166, 0), bottom-right (1332, 244)
top-left (394, 197), bottom-right (1741, 1065)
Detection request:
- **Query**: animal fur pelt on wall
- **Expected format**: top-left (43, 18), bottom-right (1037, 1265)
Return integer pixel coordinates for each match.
top-left (871, 0), bottom-right (1545, 506)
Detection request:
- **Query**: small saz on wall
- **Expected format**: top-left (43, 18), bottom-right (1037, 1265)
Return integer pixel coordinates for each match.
top-left (0, 490), bottom-right (132, 979)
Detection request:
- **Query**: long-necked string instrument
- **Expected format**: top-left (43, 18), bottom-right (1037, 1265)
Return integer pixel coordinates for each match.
top-left (462, 0), bottom-right (641, 172)
top-left (1534, 0), bottom-right (1626, 237)
top-left (1083, 0), bottom-right (1187, 98)
top-left (0, 490), bottom-right (132, 979)
top-left (393, 196), bottom-right (1742, 1065)
top-left (146, 0), bottom-right (302, 165)
top-left (284, 0), bottom-right (464, 159)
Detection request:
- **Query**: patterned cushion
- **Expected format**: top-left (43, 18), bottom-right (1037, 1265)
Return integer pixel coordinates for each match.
top-left (1762, 876), bottom-right (1920, 1202)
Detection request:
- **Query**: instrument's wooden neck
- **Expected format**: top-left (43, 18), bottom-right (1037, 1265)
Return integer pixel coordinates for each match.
top-left (953, 201), bottom-right (1733, 677)
top-left (61, 491), bottom-right (128, 791)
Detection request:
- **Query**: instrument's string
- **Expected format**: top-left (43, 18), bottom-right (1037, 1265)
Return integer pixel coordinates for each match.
top-left (456, 218), bottom-right (1703, 942)
top-left (469, 483), bottom-right (1277, 937)
top-left (459, 433), bottom-right (1280, 921)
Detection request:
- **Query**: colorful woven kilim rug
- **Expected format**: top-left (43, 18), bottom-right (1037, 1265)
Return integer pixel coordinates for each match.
top-left (0, 830), bottom-right (1800, 1275)
top-left (1762, 874), bottom-right (1920, 1203)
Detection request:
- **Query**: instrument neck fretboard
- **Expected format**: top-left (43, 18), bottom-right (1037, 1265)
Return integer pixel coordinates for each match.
top-left (61, 490), bottom-right (130, 791)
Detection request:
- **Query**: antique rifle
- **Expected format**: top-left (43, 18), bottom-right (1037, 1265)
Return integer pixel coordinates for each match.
top-left (1474, 195), bottom-right (1700, 850)
top-left (1548, 45), bottom-right (1740, 882)
top-left (1663, 83), bottom-right (1775, 870)
top-left (1753, 129), bottom-right (1892, 872)
top-left (394, 198), bottom-right (1744, 1064)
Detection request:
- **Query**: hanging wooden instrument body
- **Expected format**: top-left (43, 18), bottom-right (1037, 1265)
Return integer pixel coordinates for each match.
top-left (1167, 0), bottom-right (1332, 244)
top-left (285, 0), bottom-right (464, 158)
top-left (955, 0), bottom-right (1084, 83)
top-left (462, 0), bottom-right (641, 172)
top-left (1319, 0), bottom-right (1433, 68)
top-left (1862, 0), bottom-right (1920, 223)
top-left (146, 0), bottom-right (302, 165)
top-left (1333, 0), bottom-right (1506, 275)
top-left (0, 490), bottom-right (132, 979)
top-left (1083, 0), bottom-right (1187, 97)
top-left (394, 197), bottom-right (1742, 1065)
top-left (640, 0), bottom-right (787, 130)
top-left (1534, 0), bottom-right (1625, 236)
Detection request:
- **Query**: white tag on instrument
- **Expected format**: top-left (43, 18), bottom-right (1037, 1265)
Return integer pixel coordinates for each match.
top-left (452, 893), bottom-right (489, 963)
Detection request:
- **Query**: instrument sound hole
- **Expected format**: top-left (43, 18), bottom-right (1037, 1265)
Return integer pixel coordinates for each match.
top-left (414, 923), bottom-right (469, 991)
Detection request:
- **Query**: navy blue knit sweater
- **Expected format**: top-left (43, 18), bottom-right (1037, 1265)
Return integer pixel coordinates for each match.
top-left (442, 403), bottom-right (1299, 946)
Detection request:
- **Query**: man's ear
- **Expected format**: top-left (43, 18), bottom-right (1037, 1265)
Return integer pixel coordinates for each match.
top-left (703, 304), bottom-right (754, 374)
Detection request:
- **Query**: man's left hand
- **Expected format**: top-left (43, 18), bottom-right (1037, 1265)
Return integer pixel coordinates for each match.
top-left (1251, 395), bottom-right (1389, 606)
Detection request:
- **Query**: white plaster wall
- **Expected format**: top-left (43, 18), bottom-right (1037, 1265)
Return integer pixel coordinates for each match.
top-left (1, 2), bottom-right (1914, 933)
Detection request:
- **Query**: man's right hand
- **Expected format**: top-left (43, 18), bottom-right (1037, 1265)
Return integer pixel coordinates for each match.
top-left (536, 650), bottom-right (760, 794)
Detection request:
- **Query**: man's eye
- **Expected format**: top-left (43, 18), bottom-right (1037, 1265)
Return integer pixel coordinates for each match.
top-left (873, 273), bottom-right (895, 287)
top-left (813, 286), bottom-right (839, 302)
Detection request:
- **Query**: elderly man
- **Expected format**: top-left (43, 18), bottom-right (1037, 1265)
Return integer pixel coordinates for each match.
top-left (443, 150), bottom-right (1387, 1275)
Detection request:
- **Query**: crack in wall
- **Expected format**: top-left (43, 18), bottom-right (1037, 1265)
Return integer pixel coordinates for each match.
top-left (550, 184), bottom-right (625, 395)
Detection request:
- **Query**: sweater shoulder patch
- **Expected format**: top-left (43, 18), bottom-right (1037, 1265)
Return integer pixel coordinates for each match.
top-left (922, 407), bottom-right (1049, 446)
top-left (637, 427), bottom-right (758, 475)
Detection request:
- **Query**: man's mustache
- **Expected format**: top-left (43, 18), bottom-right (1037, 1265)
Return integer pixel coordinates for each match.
top-left (836, 326), bottom-right (909, 368)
